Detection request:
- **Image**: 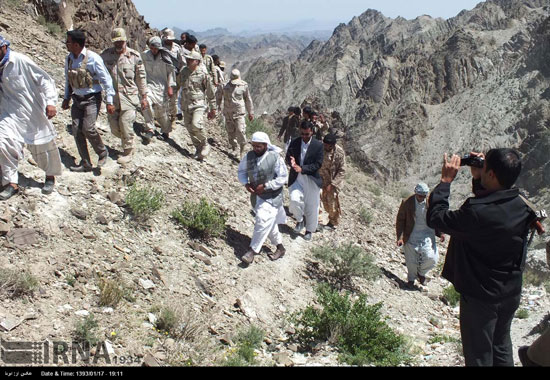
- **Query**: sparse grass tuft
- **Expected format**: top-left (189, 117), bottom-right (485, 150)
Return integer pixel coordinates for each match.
top-left (0, 269), bottom-right (39, 299)
top-left (154, 305), bottom-right (202, 342)
top-left (97, 277), bottom-right (133, 307)
top-left (359, 206), bottom-right (373, 225)
top-left (515, 308), bottom-right (529, 320)
top-left (73, 314), bottom-right (100, 346)
top-left (442, 285), bottom-right (460, 307)
top-left (224, 325), bottom-right (264, 367)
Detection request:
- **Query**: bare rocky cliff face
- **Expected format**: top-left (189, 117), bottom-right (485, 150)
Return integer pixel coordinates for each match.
top-left (30, 0), bottom-right (153, 50)
top-left (245, 0), bottom-right (550, 204)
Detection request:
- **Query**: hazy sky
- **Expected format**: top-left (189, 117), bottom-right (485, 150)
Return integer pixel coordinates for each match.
top-left (133, 0), bottom-right (485, 33)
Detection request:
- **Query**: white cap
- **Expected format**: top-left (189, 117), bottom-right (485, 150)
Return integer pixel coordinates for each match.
top-left (414, 182), bottom-right (430, 196)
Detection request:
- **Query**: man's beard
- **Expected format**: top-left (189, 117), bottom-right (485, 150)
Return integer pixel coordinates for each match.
top-left (254, 149), bottom-right (267, 157)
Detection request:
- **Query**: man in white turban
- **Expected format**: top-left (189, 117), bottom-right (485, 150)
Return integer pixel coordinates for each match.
top-left (396, 182), bottom-right (445, 288)
top-left (237, 132), bottom-right (288, 265)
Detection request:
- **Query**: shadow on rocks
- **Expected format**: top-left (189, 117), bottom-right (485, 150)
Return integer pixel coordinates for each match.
top-left (380, 267), bottom-right (420, 291)
top-left (18, 174), bottom-right (43, 190)
top-left (305, 260), bottom-right (357, 292)
top-left (58, 147), bottom-right (77, 170)
top-left (225, 226), bottom-right (252, 267)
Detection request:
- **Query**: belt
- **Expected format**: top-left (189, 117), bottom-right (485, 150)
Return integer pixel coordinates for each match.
top-left (72, 92), bottom-right (101, 101)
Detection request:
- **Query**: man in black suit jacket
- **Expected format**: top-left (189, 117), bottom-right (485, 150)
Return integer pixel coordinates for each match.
top-left (285, 121), bottom-right (324, 241)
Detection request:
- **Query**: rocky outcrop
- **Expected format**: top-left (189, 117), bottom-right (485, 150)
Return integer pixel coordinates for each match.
top-left (31, 0), bottom-right (153, 50)
top-left (245, 0), bottom-right (550, 204)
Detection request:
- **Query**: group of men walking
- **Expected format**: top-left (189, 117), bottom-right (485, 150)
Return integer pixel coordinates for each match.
top-left (0, 26), bottom-right (257, 199)
top-left (238, 106), bottom-right (347, 264)
top-left (1, 23), bottom-right (547, 368)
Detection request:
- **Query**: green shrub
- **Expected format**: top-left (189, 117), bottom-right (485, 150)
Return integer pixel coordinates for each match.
top-left (46, 22), bottom-right (62, 36)
top-left (368, 184), bottom-right (382, 197)
top-left (312, 244), bottom-right (380, 286)
top-left (224, 325), bottom-right (264, 366)
top-left (125, 184), bottom-right (164, 221)
top-left (155, 307), bottom-right (179, 335)
top-left (442, 285), bottom-right (460, 307)
top-left (292, 284), bottom-right (411, 366)
top-left (172, 198), bottom-right (227, 240)
top-left (74, 314), bottom-right (100, 346)
top-left (245, 118), bottom-right (269, 136)
top-left (0, 269), bottom-right (39, 299)
top-left (515, 308), bottom-right (529, 319)
top-left (359, 206), bottom-right (373, 225)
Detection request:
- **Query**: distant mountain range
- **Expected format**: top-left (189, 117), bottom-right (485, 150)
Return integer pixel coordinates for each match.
top-left (171, 26), bottom-right (332, 77)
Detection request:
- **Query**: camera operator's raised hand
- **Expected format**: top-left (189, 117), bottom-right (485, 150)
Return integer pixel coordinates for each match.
top-left (441, 153), bottom-right (461, 183)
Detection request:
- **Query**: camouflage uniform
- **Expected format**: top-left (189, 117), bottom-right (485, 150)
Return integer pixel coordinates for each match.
top-left (319, 144), bottom-right (346, 226)
top-left (141, 49), bottom-right (176, 134)
top-left (219, 73), bottom-right (254, 155)
top-left (201, 54), bottom-right (218, 86)
top-left (101, 46), bottom-right (148, 150)
top-left (314, 118), bottom-right (330, 140)
top-left (178, 64), bottom-right (217, 156)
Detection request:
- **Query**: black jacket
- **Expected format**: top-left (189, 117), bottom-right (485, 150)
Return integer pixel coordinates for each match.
top-left (427, 180), bottom-right (536, 302)
top-left (285, 136), bottom-right (324, 188)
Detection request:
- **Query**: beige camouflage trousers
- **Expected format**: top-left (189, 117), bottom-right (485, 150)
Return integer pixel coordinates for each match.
top-left (321, 186), bottom-right (341, 226)
top-left (108, 109), bottom-right (136, 151)
top-left (183, 107), bottom-right (207, 149)
top-left (224, 114), bottom-right (247, 151)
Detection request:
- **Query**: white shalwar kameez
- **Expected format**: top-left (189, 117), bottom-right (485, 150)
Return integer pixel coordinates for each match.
top-left (0, 51), bottom-right (62, 186)
top-left (403, 199), bottom-right (439, 282)
top-left (238, 148), bottom-right (288, 254)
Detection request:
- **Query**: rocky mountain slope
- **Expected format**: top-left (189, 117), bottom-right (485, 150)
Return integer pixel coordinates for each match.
top-left (245, 0), bottom-right (550, 207)
top-left (0, 0), bottom-right (548, 367)
top-left (29, 0), bottom-right (154, 50)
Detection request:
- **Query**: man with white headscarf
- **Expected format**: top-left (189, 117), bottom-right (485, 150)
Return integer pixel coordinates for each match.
top-left (237, 132), bottom-right (288, 265)
top-left (396, 183), bottom-right (445, 288)
top-left (0, 34), bottom-right (62, 200)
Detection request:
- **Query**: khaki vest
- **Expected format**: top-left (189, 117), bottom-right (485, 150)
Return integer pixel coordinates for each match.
top-left (67, 51), bottom-right (99, 90)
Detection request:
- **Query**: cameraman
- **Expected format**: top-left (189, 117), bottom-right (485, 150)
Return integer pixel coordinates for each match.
top-left (427, 149), bottom-right (537, 366)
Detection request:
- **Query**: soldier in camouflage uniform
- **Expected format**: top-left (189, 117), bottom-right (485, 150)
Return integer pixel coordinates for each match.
top-left (199, 44), bottom-right (218, 86)
top-left (319, 134), bottom-right (346, 230)
top-left (218, 69), bottom-right (254, 157)
top-left (177, 50), bottom-right (217, 161)
top-left (101, 28), bottom-right (149, 165)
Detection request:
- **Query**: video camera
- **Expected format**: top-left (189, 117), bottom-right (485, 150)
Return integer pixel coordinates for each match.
top-left (460, 154), bottom-right (484, 168)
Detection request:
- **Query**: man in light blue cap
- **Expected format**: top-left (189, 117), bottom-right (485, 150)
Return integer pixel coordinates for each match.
top-left (396, 182), bottom-right (445, 289)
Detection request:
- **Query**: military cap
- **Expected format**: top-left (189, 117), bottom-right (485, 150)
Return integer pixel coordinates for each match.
top-left (161, 28), bottom-right (176, 41)
top-left (111, 28), bottom-right (127, 42)
top-left (184, 50), bottom-right (202, 61)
